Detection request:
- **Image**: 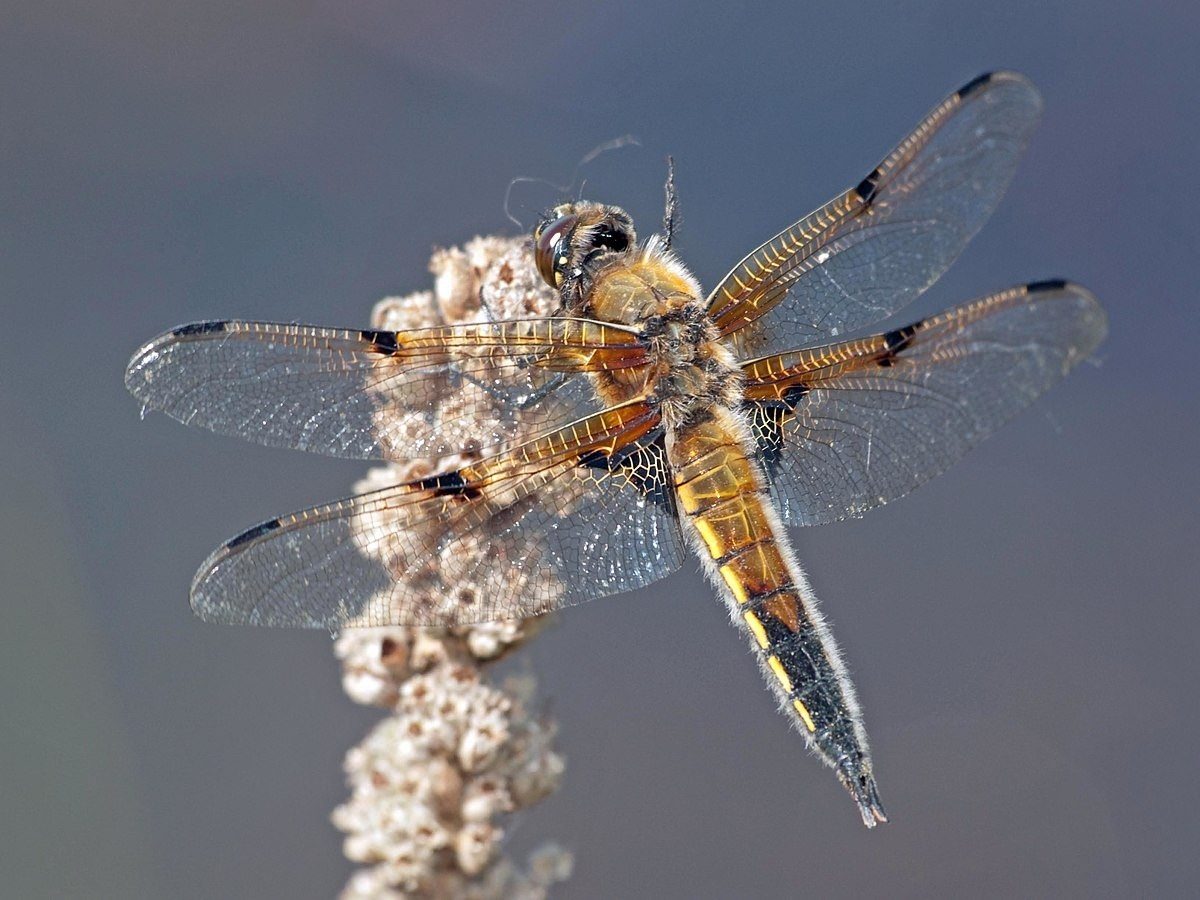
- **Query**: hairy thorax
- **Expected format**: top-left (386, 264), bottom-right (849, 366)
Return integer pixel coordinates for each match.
top-left (577, 242), bottom-right (743, 430)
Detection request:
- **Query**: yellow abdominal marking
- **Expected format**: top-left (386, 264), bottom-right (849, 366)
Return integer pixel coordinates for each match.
top-left (792, 699), bottom-right (817, 732)
top-left (693, 516), bottom-right (721, 557)
top-left (719, 564), bottom-right (751, 604)
top-left (743, 611), bottom-right (769, 649)
top-left (767, 655), bottom-right (793, 692)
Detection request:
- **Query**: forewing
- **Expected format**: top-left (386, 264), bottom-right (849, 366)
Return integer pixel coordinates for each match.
top-left (125, 318), bottom-right (652, 461)
top-left (190, 399), bottom-right (686, 627)
top-left (708, 71), bottom-right (1043, 357)
top-left (741, 282), bottom-right (1106, 525)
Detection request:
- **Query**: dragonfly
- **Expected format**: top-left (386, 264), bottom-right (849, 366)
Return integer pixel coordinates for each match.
top-left (126, 71), bottom-right (1106, 827)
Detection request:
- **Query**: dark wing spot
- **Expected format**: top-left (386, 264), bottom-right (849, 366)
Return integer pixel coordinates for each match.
top-left (1027, 279), bottom-right (1069, 294)
top-left (360, 329), bottom-right (399, 355)
top-left (957, 71), bottom-right (995, 99)
top-left (580, 436), bottom-right (673, 511)
top-left (854, 168), bottom-right (882, 203)
top-left (744, 402), bottom-right (789, 470)
top-left (878, 324), bottom-right (919, 367)
top-left (578, 450), bottom-right (607, 469)
top-left (415, 470), bottom-right (481, 499)
top-left (172, 321), bottom-right (229, 337)
top-left (225, 518), bottom-right (282, 551)
top-left (781, 385), bottom-right (810, 409)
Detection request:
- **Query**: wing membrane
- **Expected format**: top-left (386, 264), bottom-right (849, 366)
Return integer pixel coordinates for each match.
top-left (741, 282), bottom-right (1106, 525)
top-left (125, 318), bottom-right (653, 461)
top-left (190, 398), bottom-right (686, 627)
top-left (708, 71), bottom-right (1043, 358)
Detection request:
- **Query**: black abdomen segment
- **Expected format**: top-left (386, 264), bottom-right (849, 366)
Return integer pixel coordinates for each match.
top-left (671, 409), bottom-right (886, 826)
top-left (731, 550), bottom-right (888, 828)
top-left (747, 595), bottom-right (844, 731)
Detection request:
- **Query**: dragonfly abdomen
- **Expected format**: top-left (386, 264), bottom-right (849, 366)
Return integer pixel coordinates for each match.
top-left (668, 406), bottom-right (887, 827)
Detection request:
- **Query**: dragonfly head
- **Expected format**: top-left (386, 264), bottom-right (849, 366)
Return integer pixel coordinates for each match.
top-left (533, 201), bottom-right (636, 289)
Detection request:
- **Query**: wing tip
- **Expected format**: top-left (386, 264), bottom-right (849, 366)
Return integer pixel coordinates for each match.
top-left (189, 552), bottom-right (236, 626)
top-left (956, 69), bottom-right (1043, 115)
top-left (188, 518), bottom-right (285, 626)
top-left (1024, 279), bottom-right (1108, 357)
top-left (124, 321), bottom-right (233, 400)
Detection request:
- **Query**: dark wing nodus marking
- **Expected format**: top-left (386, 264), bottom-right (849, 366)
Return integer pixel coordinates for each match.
top-left (580, 436), bottom-right (675, 511)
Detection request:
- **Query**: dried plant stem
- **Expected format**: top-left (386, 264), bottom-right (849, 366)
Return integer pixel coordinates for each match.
top-left (331, 238), bottom-right (572, 898)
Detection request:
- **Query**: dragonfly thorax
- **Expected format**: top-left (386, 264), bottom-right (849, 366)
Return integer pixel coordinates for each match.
top-left (567, 233), bottom-right (744, 425)
top-left (641, 302), bottom-right (743, 430)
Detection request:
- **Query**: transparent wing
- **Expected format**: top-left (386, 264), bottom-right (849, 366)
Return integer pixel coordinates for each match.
top-left (740, 282), bottom-right (1106, 525)
top-left (125, 318), bottom-right (653, 461)
top-left (190, 399), bottom-right (687, 627)
top-left (708, 71), bottom-right (1043, 358)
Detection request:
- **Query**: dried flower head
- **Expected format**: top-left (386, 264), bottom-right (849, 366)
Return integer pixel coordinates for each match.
top-left (332, 237), bottom-right (571, 897)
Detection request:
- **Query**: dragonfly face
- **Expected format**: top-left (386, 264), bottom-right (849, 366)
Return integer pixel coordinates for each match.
top-left (533, 201), bottom-right (636, 302)
top-left (125, 71), bottom-right (1106, 827)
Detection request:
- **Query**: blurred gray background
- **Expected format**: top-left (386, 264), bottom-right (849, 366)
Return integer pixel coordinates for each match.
top-left (3, 1), bottom-right (1198, 897)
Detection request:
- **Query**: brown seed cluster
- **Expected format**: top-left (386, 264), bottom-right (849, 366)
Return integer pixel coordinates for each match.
top-left (332, 625), bottom-right (568, 897)
top-left (332, 237), bottom-right (571, 897)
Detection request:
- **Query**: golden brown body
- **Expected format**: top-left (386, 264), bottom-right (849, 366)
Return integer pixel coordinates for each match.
top-left (579, 241), bottom-right (883, 820)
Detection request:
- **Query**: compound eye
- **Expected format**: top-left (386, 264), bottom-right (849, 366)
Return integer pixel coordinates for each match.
top-left (534, 213), bottom-right (577, 287)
